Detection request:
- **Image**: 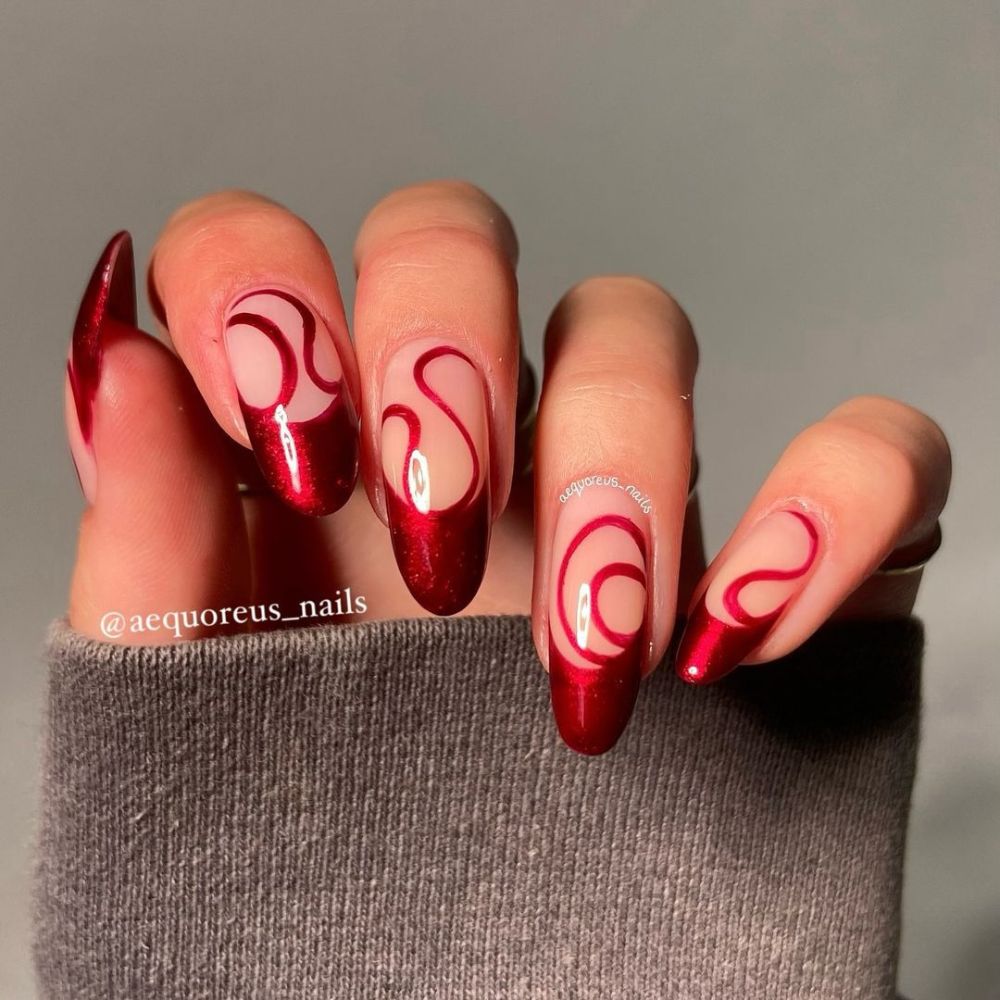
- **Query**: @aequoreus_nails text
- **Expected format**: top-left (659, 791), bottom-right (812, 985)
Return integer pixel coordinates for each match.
top-left (559, 474), bottom-right (653, 514)
top-left (98, 589), bottom-right (367, 640)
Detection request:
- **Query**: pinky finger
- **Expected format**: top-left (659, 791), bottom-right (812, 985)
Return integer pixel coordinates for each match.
top-left (676, 395), bottom-right (951, 684)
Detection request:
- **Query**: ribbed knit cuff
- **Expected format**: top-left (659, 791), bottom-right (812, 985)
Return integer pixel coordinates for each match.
top-left (34, 615), bottom-right (923, 999)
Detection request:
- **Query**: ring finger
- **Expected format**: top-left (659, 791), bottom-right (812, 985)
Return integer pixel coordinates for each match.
top-left (533, 276), bottom-right (699, 756)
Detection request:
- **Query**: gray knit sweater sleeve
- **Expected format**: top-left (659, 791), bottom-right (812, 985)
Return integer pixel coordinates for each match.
top-left (34, 615), bottom-right (923, 1000)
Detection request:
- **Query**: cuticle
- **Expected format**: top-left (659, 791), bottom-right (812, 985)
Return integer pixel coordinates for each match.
top-left (760, 496), bottom-right (834, 549)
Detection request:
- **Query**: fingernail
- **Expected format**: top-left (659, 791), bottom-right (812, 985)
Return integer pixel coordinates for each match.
top-left (223, 288), bottom-right (359, 516)
top-left (676, 507), bottom-right (821, 685)
top-left (66, 231), bottom-right (137, 504)
top-left (548, 484), bottom-right (649, 755)
top-left (380, 340), bottom-right (491, 615)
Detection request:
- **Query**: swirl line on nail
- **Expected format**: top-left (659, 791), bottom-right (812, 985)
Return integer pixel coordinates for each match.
top-left (224, 289), bottom-right (357, 514)
top-left (555, 513), bottom-right (647, 667)
top-left (720, 509), bottom-right (819, 626)
top-left (226, 310), bottom-right (298, 408)
top-left (381, 346), bottom-right (481, 513)
top-left (226, 289), bottom-right (343, 416)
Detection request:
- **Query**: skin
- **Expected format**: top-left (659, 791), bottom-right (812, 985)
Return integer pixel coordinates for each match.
top-left (68, 183), bottom-right (951, 689)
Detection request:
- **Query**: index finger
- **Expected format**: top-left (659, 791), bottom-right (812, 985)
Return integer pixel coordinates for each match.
top-left (148, 190), bottom-right (360, 515)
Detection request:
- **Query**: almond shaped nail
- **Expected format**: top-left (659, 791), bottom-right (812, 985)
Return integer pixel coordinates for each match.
top-left (548, 486), bottom-right (649, 755)
top-left (676, 508), bottom-right (821, 685)
top-left (66, 231), bottom-right (137, 504)
top-left (224, 288), bottom-right (359, 516)
top-left (380, 341), bottom-right (491, 616)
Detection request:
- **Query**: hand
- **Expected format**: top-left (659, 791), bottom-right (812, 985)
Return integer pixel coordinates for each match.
top-left (65, 183), bottom-right (951, 754)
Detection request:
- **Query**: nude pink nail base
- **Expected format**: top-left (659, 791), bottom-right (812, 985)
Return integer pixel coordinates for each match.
top-left (224, 288), bottom-right (358, 516)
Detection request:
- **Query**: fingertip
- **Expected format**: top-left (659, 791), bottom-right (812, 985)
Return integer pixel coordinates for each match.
top-left (354, 181), bottom-right (521, 614)
top-left (148, 192), bottom-right (362, 517)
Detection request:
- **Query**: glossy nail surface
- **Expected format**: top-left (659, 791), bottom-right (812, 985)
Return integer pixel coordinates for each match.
top-left (65, 231), bottom-right (137, 503)
top-left (224, 289), bottom-right (358, 515)
top-left (548, 485), bottom-right (649, 755)
top-left (380, 340), bottom-right (490, 615)
top-left (676, 508), bottom-right (820, 685)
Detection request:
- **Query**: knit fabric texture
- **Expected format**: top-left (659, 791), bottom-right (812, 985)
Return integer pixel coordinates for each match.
top-left (34, 615), bottom-right (923, 999)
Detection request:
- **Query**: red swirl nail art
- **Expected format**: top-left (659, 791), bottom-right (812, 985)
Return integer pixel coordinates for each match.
top-left (381, 343), bottom-right (490, 615)
top-left (549, 497), bottom-right (648, 755)
top-left (224, 289), bottom-right (358, 516)
top-left (65, 231), bottom-right (137, 503)
top-left (677, 508), bottom-right (820, 685)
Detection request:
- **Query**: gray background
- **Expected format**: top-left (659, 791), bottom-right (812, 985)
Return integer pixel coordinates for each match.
top-left (1, 1), bottom-right (997, 997)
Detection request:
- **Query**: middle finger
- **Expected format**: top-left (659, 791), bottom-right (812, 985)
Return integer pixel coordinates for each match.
top-left (353, 181), bottom-right (521, 616)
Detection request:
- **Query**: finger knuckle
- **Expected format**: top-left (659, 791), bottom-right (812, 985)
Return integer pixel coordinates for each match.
top-left (358, 180), bottom-right (517, 265)
top-left (156, 191), bottom-right (323, 272)
top-left (831, 394), bottom-right (945, 443)
top-left (799, 419), bottom-right (922, 500)
top-left (827, 394), bottom-right (952, 483)
top-left (558, 370), bottom-right (659, 413)
top-left (551, 276), bottom-right (698, 369)
top-left (373, 179), bottom-right (500, 213)
top-left (359, 226), bottom-right (514, 305)
top-left (161, 190), bottom-right (277, 235)
top-left (888, 400), bottom-right (952, 473)
top-left (564, 275), bottom-right (685, 320)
